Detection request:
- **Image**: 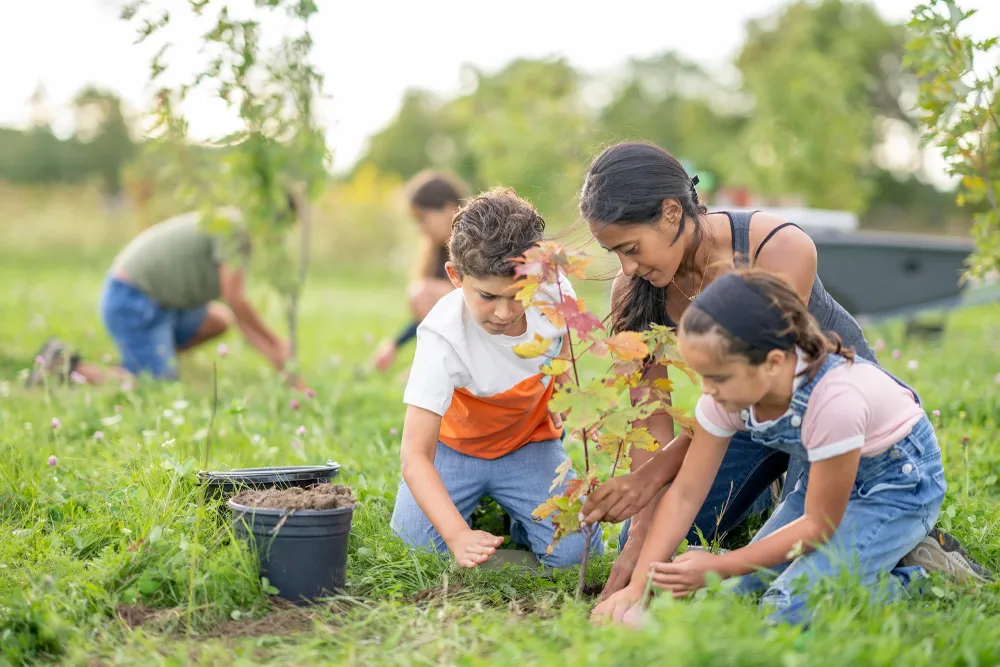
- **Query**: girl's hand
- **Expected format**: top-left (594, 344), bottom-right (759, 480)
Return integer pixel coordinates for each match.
top-left (650, 550), bottom-right (727, 597)
top-left (590, 583), bottom-right (646, 625)
top-left (445, 528), bottom-right (503, 568)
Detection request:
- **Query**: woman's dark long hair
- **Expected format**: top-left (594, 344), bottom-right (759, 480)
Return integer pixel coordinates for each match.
top-left (579, 141), bottom-right (707, 333)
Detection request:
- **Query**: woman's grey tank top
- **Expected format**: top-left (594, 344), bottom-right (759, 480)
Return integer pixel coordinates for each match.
top-left (725, 210), bottom-right (878, 364)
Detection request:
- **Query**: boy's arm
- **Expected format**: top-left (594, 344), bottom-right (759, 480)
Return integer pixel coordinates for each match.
top-left (400, 405), bottom-right (502, 567)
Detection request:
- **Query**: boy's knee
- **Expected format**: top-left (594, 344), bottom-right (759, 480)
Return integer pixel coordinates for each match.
top-left (538, 528), bottom-right (605, 569)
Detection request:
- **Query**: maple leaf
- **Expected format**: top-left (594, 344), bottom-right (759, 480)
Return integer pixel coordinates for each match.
top-left (625, 427), bottom-right (659, 452)
top-left (549, 382), bottom-right (620, 427)
top-left (547, 499), bottom-right (584, 553)
top-left (555, 296), bottom-right (605, 337)
top-left (661, 403), bottom-right (697, 433)
top-left (670, 359), bottom-right (700, 384)
top-left (549, 458), bottom-right (574, 492)
top-left (537, 304), bottom-right (566, 330)
top-left (650, 377), bottom-right (674, 392)
top-left (533, 496), bottom-right (562, 521)
top-left (597, 431), bottom-right (624, 456)
top-left (513, 333), bottom-right (552, 359)
top-left (512, 246), bottom-right (548, 278)
top-left (513, 276), bottom-right (541, 307)
top-left (564, 254), bottom-right (592, 279)
top-left (586, 337), bottom-right (609, 358)
top-left (606, 332), bottom-right (648, 361)
top-left (541, 358), bottom-right (571, 377)
top-left (561, 478), bottom-right (584, 500)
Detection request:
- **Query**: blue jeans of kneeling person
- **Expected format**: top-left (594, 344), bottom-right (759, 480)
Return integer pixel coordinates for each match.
top-left (618, 419), bottom-right (944, 625)
top-left (732, 416), bottom-right (944, 625)
top-left (391, 438), bottom-right (605, 568)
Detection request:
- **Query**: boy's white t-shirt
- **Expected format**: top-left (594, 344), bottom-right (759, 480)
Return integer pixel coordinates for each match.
top-left (403, 275), bottom-right (574, 459)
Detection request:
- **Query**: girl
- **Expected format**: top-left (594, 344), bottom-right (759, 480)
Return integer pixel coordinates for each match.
top-left (371, 170), bottom-right (468, 372)
top-left (590, 268), bottom-right (947, 626)
top-left (578, 140), bottom-right (986, 598)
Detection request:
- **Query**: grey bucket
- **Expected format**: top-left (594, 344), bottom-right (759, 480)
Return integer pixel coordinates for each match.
top-left (228, 498), bottom-right (353, 603)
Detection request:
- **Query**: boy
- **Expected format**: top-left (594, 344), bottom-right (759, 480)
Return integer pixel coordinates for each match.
top-left (28, 202), bottom-right (300, 387)
top-left (390, 187), bottom-right (604, 569)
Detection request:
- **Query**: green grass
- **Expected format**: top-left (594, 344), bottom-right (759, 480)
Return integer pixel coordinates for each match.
top-left (1, 249), bottom-right (999, 666)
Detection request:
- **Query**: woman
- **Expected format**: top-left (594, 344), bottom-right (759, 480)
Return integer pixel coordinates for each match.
top-left (577, 140), bottom-right (989, 600)
top-left (371, 170), bottom-right (467, 371)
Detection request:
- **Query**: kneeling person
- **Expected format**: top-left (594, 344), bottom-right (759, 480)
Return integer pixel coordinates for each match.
top-left (391, 187), bottom-right (604, 569)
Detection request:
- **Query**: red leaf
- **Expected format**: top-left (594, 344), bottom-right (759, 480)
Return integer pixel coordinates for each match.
top-left (552, 295), bottom-right (605, 337)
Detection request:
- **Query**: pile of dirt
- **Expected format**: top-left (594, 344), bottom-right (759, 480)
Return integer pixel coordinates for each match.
top-left (232, 483), bottom-right (356, 511)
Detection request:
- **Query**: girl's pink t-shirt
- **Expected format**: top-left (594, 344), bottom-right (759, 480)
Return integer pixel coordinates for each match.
top-left (695, 351), bottom-right (926, 462)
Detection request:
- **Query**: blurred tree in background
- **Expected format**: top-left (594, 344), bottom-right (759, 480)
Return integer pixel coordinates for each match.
top-left (0, 0), bottom-right (980, 249)
top-left (905, 0), bottom-right (999, 280)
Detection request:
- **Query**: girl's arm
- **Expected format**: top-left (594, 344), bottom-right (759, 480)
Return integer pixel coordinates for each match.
top-left (400, 405), bottom-right (502, 567)
top-left (620, 424), bottom-right (732, 593)
top-left (714, 449), bottom-right (861, 577)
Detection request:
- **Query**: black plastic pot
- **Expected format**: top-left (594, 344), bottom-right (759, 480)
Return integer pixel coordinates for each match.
top-left (198, 463), bottom-right (341, 499)
top-left (228, 498), bottom-right (353, 603)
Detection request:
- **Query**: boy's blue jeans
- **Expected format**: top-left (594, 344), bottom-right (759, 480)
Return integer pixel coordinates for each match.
top-left (391, 439), bottom-right (605, 568)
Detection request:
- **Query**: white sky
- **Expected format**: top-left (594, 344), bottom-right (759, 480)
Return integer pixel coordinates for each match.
top-left (2, 0), bottom-right (998, 175)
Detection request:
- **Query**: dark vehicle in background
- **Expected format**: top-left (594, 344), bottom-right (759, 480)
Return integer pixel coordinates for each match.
top-left (744, 207), bottom-right (999, 331)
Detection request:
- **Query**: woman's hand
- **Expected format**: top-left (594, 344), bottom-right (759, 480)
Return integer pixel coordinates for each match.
top-left (581, 468), bottom-right (660, 525)
top-left (649, 550), bottom-right (727, 598)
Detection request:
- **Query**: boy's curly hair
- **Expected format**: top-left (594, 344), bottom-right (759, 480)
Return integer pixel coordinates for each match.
top-left (448, 187), bottom-right (546, 278)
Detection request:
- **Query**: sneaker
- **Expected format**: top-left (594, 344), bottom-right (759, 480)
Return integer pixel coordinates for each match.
top-left (900, 528), bottom-right (993, 584)
top-left (25, 338), bottom-right (70, 388)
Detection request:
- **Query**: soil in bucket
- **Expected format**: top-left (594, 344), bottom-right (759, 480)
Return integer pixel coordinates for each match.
top-left (229, 483), bottom-right (357, 604)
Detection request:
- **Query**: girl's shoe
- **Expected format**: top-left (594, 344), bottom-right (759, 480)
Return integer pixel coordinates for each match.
top-left (900, 528), bottom-right (993, 584)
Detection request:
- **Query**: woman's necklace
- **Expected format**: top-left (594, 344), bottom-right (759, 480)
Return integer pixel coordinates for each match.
top-left (671, 234), bottom-right (715, 302)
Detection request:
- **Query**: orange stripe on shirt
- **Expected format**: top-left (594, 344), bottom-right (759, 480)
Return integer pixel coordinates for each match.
top-left (439, 373), bottom-right (562, 459)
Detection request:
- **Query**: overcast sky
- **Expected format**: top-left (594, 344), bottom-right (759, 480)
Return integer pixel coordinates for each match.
top-left (2, 0), bottom-right (998, 174)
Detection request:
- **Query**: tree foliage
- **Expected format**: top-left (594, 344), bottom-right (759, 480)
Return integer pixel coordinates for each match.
top-left (121, 0), bottom-right (330, 366)
top-left (511, 242), bottom-right (695, 597)
top-left (905, 0), bottom-right (1000, 280)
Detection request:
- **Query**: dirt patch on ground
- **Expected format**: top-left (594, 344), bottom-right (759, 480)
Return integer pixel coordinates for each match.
top-left (114, 598), bottom-right (320, 639)
top-left (200, 598), bottom-right (316, 639)
top-left (232, 483), bottom-right (356, 510)
top-left (115, 603), bottom-right (183, 632)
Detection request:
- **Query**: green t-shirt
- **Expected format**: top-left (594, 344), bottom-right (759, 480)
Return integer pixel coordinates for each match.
top-left (113, 208), bottom-right (252, 309)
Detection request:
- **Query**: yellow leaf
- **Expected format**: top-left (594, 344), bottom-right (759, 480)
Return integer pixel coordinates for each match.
top-left (513, 333), bottom-right (552, 359)
top-left (548, 458), bottom-right (574, 492)
top-left (513, 276), bottom-right (541, 307)
top-left (532, 497), bottom-right (561, 520)
top-left (596, 432), bottom-right (624, 456)
top-left (542, 358), bottom-right (570, 377)
top-left (651, 378), bottom-right (674, 392)
top-left (606, 332), bottom-right (648, 361)
top-left (662, 404), bottom-right (696, 433)
top-left (625, 427), bottom-right (659, 452)
top-left (538, 304), bottom-right (566, 330)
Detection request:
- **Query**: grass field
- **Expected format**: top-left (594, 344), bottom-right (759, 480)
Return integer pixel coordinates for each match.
top-left (2, 246), bottom-right (1000, 666)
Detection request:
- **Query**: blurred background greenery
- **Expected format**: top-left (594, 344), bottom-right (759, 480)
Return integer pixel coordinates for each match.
top-left (1, 0), bottom-right (991, 273)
